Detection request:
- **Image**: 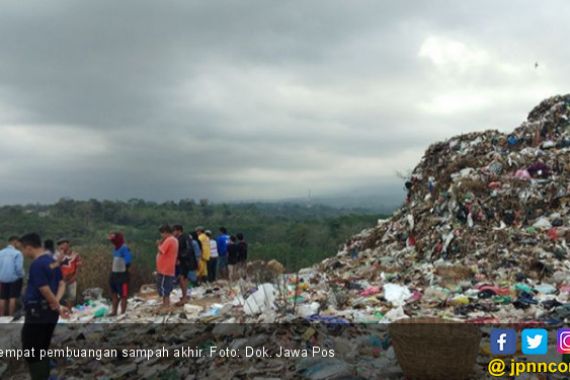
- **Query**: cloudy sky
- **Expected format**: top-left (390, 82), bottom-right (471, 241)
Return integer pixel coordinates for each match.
top-left (0, 0), bottom-right (568, 205)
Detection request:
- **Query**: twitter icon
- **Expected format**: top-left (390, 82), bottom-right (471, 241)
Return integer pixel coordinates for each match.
top-left (522, 329), bottom-right (548, 355)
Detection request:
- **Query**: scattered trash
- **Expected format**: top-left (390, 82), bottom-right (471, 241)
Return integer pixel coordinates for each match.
top-left (243, 283), bottom-right (277, 315)
top-left (296, 302), bottom-right (320, 318)
top-left (183, 303), bottom-right (204, 316)
top-left (383, 284), bottom-right (411, 306)
top-left (297, 358), bottom-right (353, 380)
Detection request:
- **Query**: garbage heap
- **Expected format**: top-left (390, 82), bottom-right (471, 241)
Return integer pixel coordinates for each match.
top-left (316, 94), bottom-right (570, 323)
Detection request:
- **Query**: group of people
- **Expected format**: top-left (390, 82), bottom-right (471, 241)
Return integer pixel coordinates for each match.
top-left (0, 233), bottom-right (71, 379)
top-left (155, 225), bottom-right (248, 310)
top-left (0, 236), bottom-right (81, 317)
top-left (0, 225), bottom-right (248, 379)
top-left (0, 225), bottom-right (249, 316)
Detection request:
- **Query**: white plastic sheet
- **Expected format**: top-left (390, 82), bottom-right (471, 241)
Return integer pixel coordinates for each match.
top-left (243, 283), bottom-right (277, 315)
top-left (383, 284), bottom-right (411, 306)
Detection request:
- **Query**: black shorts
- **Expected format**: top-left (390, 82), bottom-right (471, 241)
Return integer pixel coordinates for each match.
top-left (177, 255), bottom-right (197, 276)
top-left (0, 278), bottom-right (23, 300)
top-left (228, 255), bottom-right (238, 266)
top-left (177, 262), bottom-right (191, 278)
top-left (110, 272), bottom-right (129, 298)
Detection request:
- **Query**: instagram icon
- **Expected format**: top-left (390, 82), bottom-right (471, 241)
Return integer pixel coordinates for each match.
top-left (558, 329), bottom-right (570, 354)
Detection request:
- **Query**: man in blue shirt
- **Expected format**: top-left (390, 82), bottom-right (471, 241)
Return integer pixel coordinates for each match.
top-left (108, 232), bottom-right (132, 316)
top-left (216, 227), bottom-right (230, 279)
top-left (20, 233), bottom-right (69, 380)
top-left (0, 236), bottom-right (24, 316)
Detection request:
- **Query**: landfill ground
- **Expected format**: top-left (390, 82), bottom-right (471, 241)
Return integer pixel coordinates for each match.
top-left (2, 94), bottom-right (570, 379)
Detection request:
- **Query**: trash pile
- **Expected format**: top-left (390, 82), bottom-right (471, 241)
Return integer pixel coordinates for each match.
top-left (312, 94), bottom-right (570, 324)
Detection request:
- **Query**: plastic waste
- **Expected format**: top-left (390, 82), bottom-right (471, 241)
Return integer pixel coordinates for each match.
top-left (93, 306), bottom-right (108, 318)
top-left (243, 283), bottom-right (276, 315)
top-left (535, 284), bottom-right (556, 294)
top-left (383, 284), bottom-right (411, 306)
top-left (296, 302), bottom-right (320, 318)
top-left (183, 304), bottom-right (203, 315)
top-left (360, 286), bottom-right (381, 297)
top-left (515, 283), bottom-right (534, 294)
top-left (533, 217), bottom-right (552, 229)
top-left (297, 358), bottom-right (353, 380)
top-left (382, 306), bottom-right (408, 322)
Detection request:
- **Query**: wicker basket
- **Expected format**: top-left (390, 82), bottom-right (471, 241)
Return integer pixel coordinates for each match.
top-left (389, 318), bottom-right (482, 380)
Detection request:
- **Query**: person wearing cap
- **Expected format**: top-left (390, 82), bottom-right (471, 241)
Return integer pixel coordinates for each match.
top-left (196, 227), bottom-right (210, 283)
top-left (20, 233), bottom-right (69, 380)
top-left (55, 238), bottom-right (82, 308)
top-left (0, 236), bottom-right (24, 316)
top-left (156, 225), bottom-right (178, 309)
top-left (108, 232), bottom-right (132, 316)
top-left (206, 230), bottom-right (218, 283)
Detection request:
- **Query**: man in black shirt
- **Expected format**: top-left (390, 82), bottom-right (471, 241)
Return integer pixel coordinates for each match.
top-left (236, 233), bottom-right (248, 280)
top-left (173, 225), bottom-right (193, 306)
top-left (227, 235), bottom-right (238, 281)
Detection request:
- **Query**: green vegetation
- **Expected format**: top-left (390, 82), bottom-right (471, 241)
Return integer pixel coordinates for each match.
top-left (0, 198), bottom-right (383, 296)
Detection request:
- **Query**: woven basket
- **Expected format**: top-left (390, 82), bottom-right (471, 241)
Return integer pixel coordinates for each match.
top-left (389, 318), bottom-right (482, 380)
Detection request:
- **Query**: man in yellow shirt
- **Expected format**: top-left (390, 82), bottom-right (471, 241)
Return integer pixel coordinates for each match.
top-left (196, 227), bottom-right (210, 283)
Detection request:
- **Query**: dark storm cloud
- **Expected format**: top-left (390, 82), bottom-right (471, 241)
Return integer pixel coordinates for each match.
top-left (0, 0), bottom-right (569, 204)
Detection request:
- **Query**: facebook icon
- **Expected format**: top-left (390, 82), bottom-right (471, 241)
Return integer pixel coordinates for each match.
top-left (490, 329), bottom-right (517, 355)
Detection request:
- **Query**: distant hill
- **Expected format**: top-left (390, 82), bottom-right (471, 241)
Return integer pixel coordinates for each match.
top-left (267, 184), bottom-right (403, 214)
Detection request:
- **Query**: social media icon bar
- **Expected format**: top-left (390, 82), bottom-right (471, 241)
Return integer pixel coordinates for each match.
top-left (491, 329), bottom-right (517, 355)
top-left (557, 329), bottom-right (570, 354)
top-left (522, 329), bottom-right (548, 355)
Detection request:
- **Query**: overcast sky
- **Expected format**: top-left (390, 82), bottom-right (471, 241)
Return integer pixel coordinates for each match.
top-left (0, 0), bottom-right (568, 205)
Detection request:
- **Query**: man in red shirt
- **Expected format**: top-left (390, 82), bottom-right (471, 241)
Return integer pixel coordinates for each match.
top-left (156, 225), bottom-right (178, 309)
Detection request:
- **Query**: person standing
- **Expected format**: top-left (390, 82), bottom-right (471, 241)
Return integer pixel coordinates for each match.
top-left (216, 227), bottom-right (230, 279)
top-left (236, 233), bottom-right (248, 279)
top-left (20, 233), bottom-right (69, 380)
top-left (187, 232), bottom-right (201, 287)
top-left (108, 232), bottom-right (132, 316)
top-left (43, 240), bottom-right (55, 258)
top-left (56, 238), bottom-right (81, 308)
top-left (156, 225), bottom-right (178, 309)
top-left (0, 236), bottom-right (24, 316)
top-left (196, 227), bottom-right (210, 283)
top-left (173, 225), bottom-right (194, 305)
top-left (227, 235), bottom-right (239, 282)
top-left (206, 230), bottom-right (218, 282)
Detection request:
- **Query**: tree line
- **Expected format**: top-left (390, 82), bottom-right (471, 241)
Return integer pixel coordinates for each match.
top-left (0, 198), bottom-right (383, 296)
